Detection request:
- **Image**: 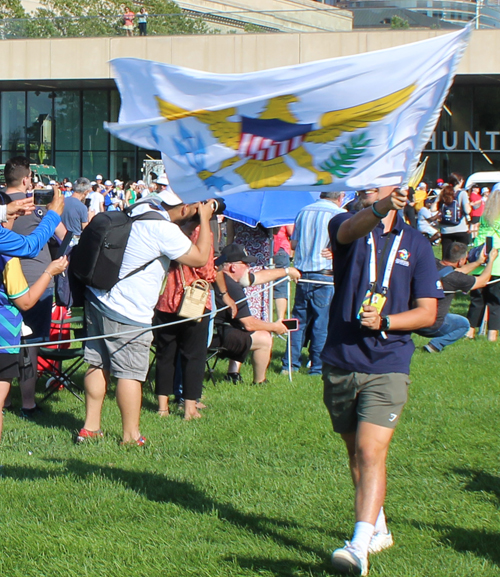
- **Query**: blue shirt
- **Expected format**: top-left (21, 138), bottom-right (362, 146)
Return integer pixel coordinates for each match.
top-left (321, 212), bottom-right (443, 375)
top-left (292, 198), bottom-right (345, 272)
top-left (0, 211), bottom-right (60, 259)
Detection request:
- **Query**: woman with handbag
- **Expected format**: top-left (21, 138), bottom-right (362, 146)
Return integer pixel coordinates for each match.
top-left (466, 185), bottom-right (500, 341)
top-left (154, 226), bottom-right (234, 420)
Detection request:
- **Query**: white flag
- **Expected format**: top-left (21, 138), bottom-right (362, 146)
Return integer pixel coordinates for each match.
top-left (106, 26), bottom-right (470, 203)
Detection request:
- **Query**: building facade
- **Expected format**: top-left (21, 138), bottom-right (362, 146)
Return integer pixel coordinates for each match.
top-left (1, 29), bottom-right (500, 184)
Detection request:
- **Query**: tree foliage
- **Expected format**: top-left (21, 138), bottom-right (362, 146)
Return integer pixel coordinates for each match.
top-left (2, 0), bottom-right (210, 38)
top-left (390, 15), bottom-right (410, 29)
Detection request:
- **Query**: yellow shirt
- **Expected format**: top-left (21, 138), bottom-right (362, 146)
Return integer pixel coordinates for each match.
top-left (3, 257), bottom-right (29, 300)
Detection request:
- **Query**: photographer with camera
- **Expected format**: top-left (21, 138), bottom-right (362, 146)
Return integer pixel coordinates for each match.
top-left (4, 156), bottom-right (67, 419)
top-left (154, 198), bottom-right (236, 420)
top-left (322, 186), bottom-right (442, 576)
top-left (77, 185), bottom-right (216, 445)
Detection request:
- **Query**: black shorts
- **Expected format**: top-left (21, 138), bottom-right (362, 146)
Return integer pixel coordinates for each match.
top-left (0, 352), bottom-right (21, 381)
top-left (212, 326), bottom-right (252, 363)
top-left (471, 215), bottom-right (480, 224)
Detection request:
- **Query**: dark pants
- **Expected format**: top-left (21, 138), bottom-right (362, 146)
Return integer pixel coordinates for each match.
top-left (441, 231), bottom-right (470, 260)
top-left (154, 309), bottom-right (209, 401)
top-left (467, 276), bottom-right (500, 330)
top-left (138, 22), bottom-right (147, 35)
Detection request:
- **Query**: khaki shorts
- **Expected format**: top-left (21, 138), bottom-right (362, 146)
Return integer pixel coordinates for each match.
top-left (84, 302), bottom-right (153, 381)
top-left (322, 363), bottom-right (409, 434)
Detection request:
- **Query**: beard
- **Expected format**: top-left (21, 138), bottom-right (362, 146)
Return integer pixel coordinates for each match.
top-left (239, 270), bottom-right (252, 287)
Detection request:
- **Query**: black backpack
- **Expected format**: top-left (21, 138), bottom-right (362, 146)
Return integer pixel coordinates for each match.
top-left (69, 207), bottom-right (166, 291)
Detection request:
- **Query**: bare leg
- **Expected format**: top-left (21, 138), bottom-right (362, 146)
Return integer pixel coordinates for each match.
top-left (275, 297), bottom-right (287, 320)
top-left (488, 329), bottom-right (498, 342)
top-left (116, 378), bottom-right (142, 443)
top-left (83, 365), bottom-right (109, 432)
top-left (349, 422), bottom-right (395, 524)
top-left (250, 330), bottom-right (272, 383)
top-left (184, 399), bottom-right (202, 420)
top-left (157, 394), bottom-right (169, 416)
top-left (227, 360), bottom-right (241, 374)
top-left (465, 327), bottom-right (476, 339)
top-left (0, 380), bottom-right (12, 441)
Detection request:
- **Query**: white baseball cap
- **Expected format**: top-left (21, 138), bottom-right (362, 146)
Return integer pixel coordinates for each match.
top-left (157, 189), bottom-right (183, 206)
top-left (156, 174), bottom-right (170, 186)
top-left (104, 180), bottom-right (113, 186)
top-left (49, 180), bottom-right (57, 185)
top-left (137, 180), bottom-right (145, 186)
top-left (64, 182), bottom-right (72, 187)
top-left (90, 181), bottom-right (96, 186)
top-left (96, 174), bottom-right (103, 180)
top-left (114, 179), bottom-right (122, 185)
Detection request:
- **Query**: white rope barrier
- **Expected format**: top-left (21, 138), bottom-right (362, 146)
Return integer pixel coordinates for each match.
top-left (0, 276), bottom-right (290, 351)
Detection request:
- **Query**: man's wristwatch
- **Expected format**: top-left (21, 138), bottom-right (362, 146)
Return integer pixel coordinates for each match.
top-left (380, 315), bottom-right (390, 331)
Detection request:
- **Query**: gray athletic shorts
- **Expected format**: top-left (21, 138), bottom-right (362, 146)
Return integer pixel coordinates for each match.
top-left (322, 363), bottom-right (409, 434)
top-left (84, 302), bottom-right (153, 381)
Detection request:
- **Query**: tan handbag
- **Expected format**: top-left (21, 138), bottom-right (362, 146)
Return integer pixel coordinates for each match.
top-left (177, 266), bottom-right (209, 322)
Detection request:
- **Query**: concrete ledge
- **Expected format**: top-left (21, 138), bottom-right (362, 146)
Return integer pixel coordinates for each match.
top-left (0, 29), bottom-right (498, 81)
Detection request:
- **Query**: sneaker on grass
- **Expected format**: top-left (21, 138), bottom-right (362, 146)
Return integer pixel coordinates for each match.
top-left (331, 542), bottom-right (368, 576)
top-left (368, 531), bottom-right (394, 554)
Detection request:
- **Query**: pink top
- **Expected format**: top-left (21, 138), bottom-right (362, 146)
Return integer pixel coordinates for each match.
top-left (470, 192), bottom-right (484, 217)
top-left (124, 11), bottom-right (135, 26)
top-left (274, 226), bottom-right (292, 255)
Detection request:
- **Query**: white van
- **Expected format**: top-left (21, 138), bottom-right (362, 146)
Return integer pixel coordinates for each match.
top-left (464, 171), bottom-right (500, 189)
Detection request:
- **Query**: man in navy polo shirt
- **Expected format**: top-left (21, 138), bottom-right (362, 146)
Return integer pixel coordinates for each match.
top-left (322, 187), bottom-right (442, 576)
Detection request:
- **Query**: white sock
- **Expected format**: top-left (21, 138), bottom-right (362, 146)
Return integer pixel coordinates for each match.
top-left (374, 507), bottom-right (388, 534)
top-left (351, 521), bottom-right (375, 557)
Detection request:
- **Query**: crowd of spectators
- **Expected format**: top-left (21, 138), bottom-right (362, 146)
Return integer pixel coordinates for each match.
top-left (0, 157), bottom-right (497, 447)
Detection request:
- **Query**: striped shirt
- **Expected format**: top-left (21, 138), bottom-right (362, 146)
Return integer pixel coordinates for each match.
top-left (292, 199), bottom-right (345, 272)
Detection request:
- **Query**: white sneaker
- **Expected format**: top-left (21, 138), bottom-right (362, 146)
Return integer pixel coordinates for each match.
top-left (331, 542), bottom-right (369, 576)
top-left (368, 531), bottom-right (394, 554)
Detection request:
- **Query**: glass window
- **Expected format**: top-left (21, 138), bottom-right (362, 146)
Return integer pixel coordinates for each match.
top-left (54, 91), bottom-right (80, 151)
top-left (82, 151), bottom-right (109, 181)
top-left (27, 91), bottom-right (53, 164)
top-left (473, 86), bottom-right (500, 149)
top-left (110, 151), bottom-right (135, 182)
top-left (110, 91), bottom-right (134, 151)
top-left (83, 90), bottom-right (109, 151)
top-left (1, 92), bottom-right (26, 157)
top-left (55, 150), bottom-right (80, 182)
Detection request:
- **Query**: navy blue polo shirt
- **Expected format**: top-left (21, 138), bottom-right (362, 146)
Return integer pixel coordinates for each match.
top-left (321, 212), bottom-right (443, 375)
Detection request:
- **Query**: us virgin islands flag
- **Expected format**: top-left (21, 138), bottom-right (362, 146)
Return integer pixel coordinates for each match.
top-left (105, 26), bottom-right (470, 202)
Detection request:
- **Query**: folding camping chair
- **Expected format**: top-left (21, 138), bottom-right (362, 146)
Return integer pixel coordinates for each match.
top-left (38, 306), bottom-right (86, 403)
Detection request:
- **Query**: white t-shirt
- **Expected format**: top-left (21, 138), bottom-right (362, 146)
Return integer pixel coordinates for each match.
top-left (89, 203), bottom-right (192, 325)
top-left (417, 206), bottom-right (437, 235)
top-left (89, 191), bottom-right (103, 214)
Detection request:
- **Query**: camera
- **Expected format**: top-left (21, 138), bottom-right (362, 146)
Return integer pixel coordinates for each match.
top-left (205, 198), bottom-right (226, 215)
top-left (34, 188), bottom-right (54, 206)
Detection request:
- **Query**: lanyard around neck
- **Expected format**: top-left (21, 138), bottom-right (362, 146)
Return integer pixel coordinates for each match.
top-left (368, 230), bottom-right (404, 294)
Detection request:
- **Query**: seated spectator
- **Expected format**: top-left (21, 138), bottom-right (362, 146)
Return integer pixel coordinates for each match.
top-left (213, 244), bottom-right (300, 384)
top-left (416, 242), bottom-right (497, 353)
top-left (417, 196), bottom-right (440, 244)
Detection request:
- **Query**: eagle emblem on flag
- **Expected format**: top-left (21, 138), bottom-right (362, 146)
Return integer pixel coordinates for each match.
top-left (155, 85), bottom-right (415, 190)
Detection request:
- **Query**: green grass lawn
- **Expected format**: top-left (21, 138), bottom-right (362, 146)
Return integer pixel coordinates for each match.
top-left (0, 300), bottom-right (499, 577)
